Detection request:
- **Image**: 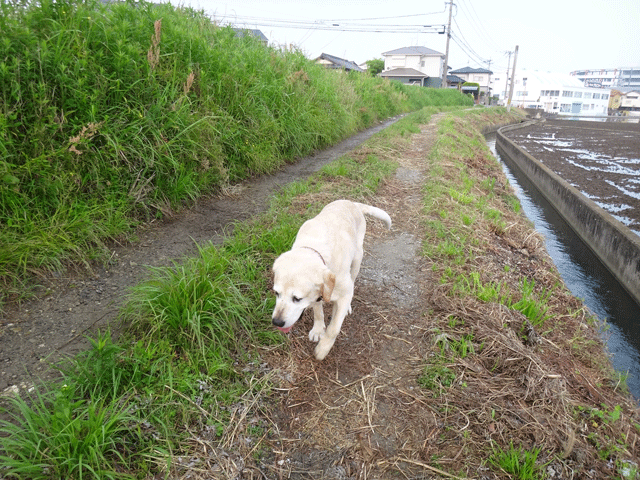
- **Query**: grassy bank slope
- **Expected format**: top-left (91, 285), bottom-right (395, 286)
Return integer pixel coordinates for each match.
top-left (0, 0), bottom-right (472, 301)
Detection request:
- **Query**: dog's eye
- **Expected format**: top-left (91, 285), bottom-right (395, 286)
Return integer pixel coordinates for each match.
top-left (292, 296), bottom-right (301, 303)
top-left (273, 290), bottom-right (280, 298)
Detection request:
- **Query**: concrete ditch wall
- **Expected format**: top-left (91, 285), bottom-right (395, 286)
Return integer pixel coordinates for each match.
top-left (496, 122), bottom-right (640, 305)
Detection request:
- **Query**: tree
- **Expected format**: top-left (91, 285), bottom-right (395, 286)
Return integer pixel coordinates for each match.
top-left (365, 58), bottom-right (384, 76)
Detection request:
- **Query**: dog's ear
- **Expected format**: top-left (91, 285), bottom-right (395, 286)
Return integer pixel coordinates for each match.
top-left (321, 269), bottom-right (336, 303)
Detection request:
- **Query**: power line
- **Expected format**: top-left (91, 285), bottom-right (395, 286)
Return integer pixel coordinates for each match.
top-left (457, 0), bottom-right (502, 52)
top-left (222, 17), bottom-right (446, 34)
top-left (323, 9), bottom-right (447, 22)
top-left (451, 18), bottom-right (488, 66)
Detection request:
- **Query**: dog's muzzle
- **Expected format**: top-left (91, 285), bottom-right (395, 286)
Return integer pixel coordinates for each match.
top-left (272, 311), bottom-right (303, 334)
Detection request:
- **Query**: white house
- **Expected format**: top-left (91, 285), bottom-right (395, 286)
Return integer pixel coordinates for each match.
top-left (381, 46), bottom-right (445, 87)
top-left (448, 67), bottom-right (493, 95)
top-left (619, 91), bottom-right (640, 111)
top-left (490, 70), bottom-right (611, 117)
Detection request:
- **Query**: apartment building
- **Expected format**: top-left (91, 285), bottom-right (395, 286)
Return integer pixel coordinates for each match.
top-left (570, 67), bottom-right (640, 89)
top-left (490, 70), bottom-right (611, 116)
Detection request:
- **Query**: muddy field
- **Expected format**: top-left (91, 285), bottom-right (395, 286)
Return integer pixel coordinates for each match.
top-left (503, 119), bottom-right (640, 236)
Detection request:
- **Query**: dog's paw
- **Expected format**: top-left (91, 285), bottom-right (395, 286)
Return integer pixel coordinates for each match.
top-left (308, 327), bottom-right (325, 343)
top-left (314, 337), bottom-right (336, 361)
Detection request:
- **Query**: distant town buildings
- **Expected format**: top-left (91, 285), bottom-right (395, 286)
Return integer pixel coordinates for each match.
top-left (448, 66), bottom-right (493, 96)
top-left (570, 67), bottom-right (640, 90)
top-left (490, 70), bottom-right (611, 117)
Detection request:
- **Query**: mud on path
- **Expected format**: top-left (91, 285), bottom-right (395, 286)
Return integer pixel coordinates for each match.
top-left (0, 117), bottom-right (402, 394)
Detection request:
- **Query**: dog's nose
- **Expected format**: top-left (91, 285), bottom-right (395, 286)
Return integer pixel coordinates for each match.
top-left (272, 317), bottom-right (285, 328)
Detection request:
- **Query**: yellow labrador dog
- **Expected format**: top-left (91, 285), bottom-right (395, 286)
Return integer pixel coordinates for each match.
top-left (272, 200), bottom-right (392, 360)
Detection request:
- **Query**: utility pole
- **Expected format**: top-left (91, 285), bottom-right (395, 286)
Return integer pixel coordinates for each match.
top-left (503, 50), bottom-right (512, 106)
top-left (485, 59), bottom-right (492, 105)
top-left (441, 0), bottom-right (453, 88)
top-left (506, 45), bottom-right (519, 112)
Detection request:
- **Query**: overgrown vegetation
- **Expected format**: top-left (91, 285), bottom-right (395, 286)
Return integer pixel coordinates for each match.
top-left (0, 0), bottom-right (472, 303)
top-left (418, 108), bottom-right (640, 479)
top-left (2, 98), bottom-right (639, 479)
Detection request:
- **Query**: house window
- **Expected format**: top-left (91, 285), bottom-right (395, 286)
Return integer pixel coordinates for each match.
top-left (562, 91), bottom-right (573, 97)
top-left (593, 93), bottom-right (601, 99)
top-left (584, 92), bottom-right (592, 99)
top-left (602, 94), bottom-right (609, 100)
top-left (474, 76), bottom-right (483, 82)
top-left (421, 60), bottom-right (425, 67)
top-left (574, 92), bottom-right (582, 98)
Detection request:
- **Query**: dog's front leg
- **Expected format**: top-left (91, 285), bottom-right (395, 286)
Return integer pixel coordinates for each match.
top-left (308, 301), bottom-right (325, 342)
top-left (314, 300), bottom-right (349, 360)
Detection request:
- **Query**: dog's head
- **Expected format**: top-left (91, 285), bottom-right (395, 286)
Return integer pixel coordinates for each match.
top-left (271, 250), bottom-right (335, 333)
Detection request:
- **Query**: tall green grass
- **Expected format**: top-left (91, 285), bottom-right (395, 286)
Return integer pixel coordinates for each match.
top-left (0, 0), bottom-right (472, 300)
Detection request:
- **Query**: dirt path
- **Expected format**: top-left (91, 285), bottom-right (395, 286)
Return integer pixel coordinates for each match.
top-left (260, 118), bottom-right (442, 479)
top-left (0, 117), bottom-right (403, 394)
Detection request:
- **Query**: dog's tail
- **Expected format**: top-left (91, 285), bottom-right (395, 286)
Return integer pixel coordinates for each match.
top-left (354, 202), bottom-right (392, 229)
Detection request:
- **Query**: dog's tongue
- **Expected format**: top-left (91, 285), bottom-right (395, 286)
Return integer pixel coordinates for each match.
top-left (277, 325), bottom-right (293, 334)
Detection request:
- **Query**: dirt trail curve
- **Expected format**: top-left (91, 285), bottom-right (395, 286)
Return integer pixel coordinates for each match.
top-left (0, 117), bottom-right (403, 393)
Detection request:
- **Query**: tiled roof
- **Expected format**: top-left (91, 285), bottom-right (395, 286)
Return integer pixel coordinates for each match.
top-left (382, 46), bottom-right (444, 57)
top-left (316, 53), bottom-right (364, 72)
top-left (380, 68), bottom-right (428, 77)
top-left (449, 66), bottom-right (493, 74)
top-left (232, 28), bottom-right (268, 43)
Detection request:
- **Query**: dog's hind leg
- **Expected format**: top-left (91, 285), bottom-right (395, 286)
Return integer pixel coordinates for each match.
top-left (308, 301), bottom-right (326, 343)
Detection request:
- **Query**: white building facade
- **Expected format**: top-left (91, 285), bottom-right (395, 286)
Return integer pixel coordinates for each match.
top-left (490, 70), bottom-right (611, 117)
top-left (381, 46), bottom-right (445, 82)
top-left (570, 67), bottom-right (640, 89)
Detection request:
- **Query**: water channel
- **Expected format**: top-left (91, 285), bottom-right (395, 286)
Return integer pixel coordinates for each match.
top-left (486, 137), bottom-right (640, 401)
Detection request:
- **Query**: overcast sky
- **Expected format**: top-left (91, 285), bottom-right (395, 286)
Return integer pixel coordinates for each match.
top-left (176, 0), bottom-right (639, 75)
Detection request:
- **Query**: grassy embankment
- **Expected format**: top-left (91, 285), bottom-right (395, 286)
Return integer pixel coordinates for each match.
top-left (0, 0), bottom-right (472, 303)
top-left (418, 109), bottom-right (639, 479)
